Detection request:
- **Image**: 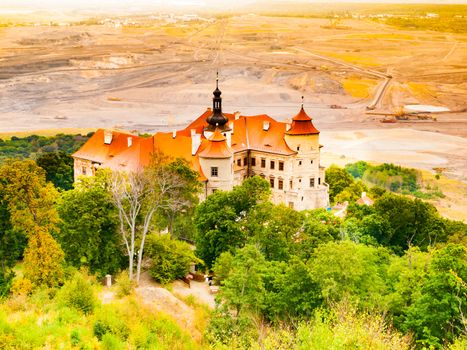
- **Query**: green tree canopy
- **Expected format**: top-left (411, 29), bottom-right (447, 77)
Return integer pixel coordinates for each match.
top-left (57, 170), bottom-right (124, 278)
top-left (194, 176), bottom-right (271, 268)
top-left (325, 165), bottom-right (354, 203)
top-left (37, 151), bottom-right (74, 191)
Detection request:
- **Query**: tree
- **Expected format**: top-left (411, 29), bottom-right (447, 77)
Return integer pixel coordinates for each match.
top-left (194, 176), bottom-right (271, 268)
top-left (194, 191), bottom-right (244, 268)
top-left (110, 153), bottom-right (199, 284)
top-left (145, 233), bottom-right (201, 284)
top-left (161, 158), bottom-right (201, 236)
top-left (57, 171), bottom-right (124, 277)
top-left (374, 192), bottom-right (446, 253)
top-left (308, 241), bottom-right (391, 310)
top-left (403, 244), bottom-right (466, 348)
top-left (218, 245), bottom-right (267, 317)
top-left (0, 186), bottom-right (24, 296)
top-left (262, 258), bottom-right (322, 322)
top-left (37, 151), bottom-right (74, 191)
top-left (325, 165), bottom-right (354, 203)
top-left (292, 209), bottom-right (341, 260)
top-left (0, 159), bottom-right (59, 235)
top-left (23, 226), bottom-right (65, 287)
top-left (245, 203), bottom-right (303, 261)
top-left (334, 180), bottom-right (368, 204)
top-left (0, 159), bottom-right (64, 288)
top-left (345, 161), bottom-right (370, 179)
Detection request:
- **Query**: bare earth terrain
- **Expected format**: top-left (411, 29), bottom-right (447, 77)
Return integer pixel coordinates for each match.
top-left (0, 14), bottom-right (466, 217)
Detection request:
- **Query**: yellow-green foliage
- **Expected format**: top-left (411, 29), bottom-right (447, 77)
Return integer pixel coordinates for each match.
top-left (23, 228), bottom-right (65, 288)
top-left (115, 270), bottom-right (134, 298)
top-left (213, 302), bottom-right (412, 350)
top-left (0, 284), bottom-right (201, 349)
top-left (11, 278), bottom-right (33, 296)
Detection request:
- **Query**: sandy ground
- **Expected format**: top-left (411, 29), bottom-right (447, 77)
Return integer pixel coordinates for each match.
top-left (0, 15), bottom-right (465, 216)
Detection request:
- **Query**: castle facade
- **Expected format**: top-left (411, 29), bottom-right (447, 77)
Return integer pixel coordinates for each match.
top-left (73, 83), bottom-right (329, 210)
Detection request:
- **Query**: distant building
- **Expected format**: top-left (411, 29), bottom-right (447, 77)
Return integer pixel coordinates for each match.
top-left (73, 80), bottom-right (329, 210)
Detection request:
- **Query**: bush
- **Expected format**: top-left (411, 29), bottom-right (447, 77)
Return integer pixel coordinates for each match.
top-left (11, 277), bottom-right (33, 296)
top-left (58, 272), bottom-right (97, 314)
top-left (0, 272), bottom-right (15, 297)
top-left (101, 333), bottom-right (125, 350)
top-left (146, 234), bottom-right (202, 284)
top-left (93, 308), bottom-right (130, 342)
top-left (115, 271), bottom-right (133, 298)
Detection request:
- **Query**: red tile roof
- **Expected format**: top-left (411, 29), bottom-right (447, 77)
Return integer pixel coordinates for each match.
top-left (286, 107), bottom-right (320, 136)
top-left (74, 107), bottom-right (318, 180)
top-left (72, 129), bottom-right (140, 164)
top-left (198, 129), bottom-right (233, 159)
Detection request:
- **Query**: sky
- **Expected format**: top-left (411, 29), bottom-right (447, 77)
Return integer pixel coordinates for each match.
top-left (2, 0), bottom-right (466, 9)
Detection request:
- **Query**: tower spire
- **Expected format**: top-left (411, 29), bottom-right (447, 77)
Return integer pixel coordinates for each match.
top-left (205, 72), bottom-right (230, 132)
top-left (301, 95), bottom-right (304, 109)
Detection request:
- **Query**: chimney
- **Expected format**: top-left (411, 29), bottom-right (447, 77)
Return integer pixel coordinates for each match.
top-left (127, 137), bottom-right (133, 147)
top-left (263, 121), bottom-right (270, 131)
top-left (286, 123), bottom-right (291, 131)
top-left (172, 130), bottom-right (176, 139)
top-left (191, 132), bottom-right (201, 155)
top-left (362, 192), bottom-right (367, 198)
top-left (229, 121), bottom-right (234, 134)
top-left (104, 130), bottom-right (113, 145)
top-left (234, 111), bottom-right (241, 120)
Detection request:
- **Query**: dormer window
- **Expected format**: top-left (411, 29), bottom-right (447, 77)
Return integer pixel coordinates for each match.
top-left (211, 167), bottom-right (218, 177)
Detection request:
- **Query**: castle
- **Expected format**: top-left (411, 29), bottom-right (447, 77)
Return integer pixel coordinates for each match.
top-left (73, 81), bottom-right (329, 210)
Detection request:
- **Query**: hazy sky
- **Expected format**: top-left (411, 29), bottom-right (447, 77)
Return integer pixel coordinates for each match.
top-left (2, 0), bottom-right (466, 9)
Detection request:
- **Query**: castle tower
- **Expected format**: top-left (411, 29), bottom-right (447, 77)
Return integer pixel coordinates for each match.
top-left (198, 128), bottom-right (234, 195)
top-left (205, 73), bottom-right (231, 134)
top-left (284, 103), bottom-right (328, 209)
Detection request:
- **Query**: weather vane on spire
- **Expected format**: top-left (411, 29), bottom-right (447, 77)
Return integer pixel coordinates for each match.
top-left (216, 71), bottom-right (219, 89)
top-left (301, 95), bottom-right (304, 108)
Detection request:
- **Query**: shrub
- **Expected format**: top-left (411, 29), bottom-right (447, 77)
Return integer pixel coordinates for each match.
top-left (115, 271), bottom-right (133, 298)
top-left (0, 272), bottom-right (14, 298)
top-left (58, 272), bottom-right (97, 314)
top-left (11, 277), bottom-right (33, 297)
top-left (101, 333), bottom-right (125, 350)
top-left (93, 307), bottom-right (129, 341)
top-left (146, 234), bottom-right (202, 284)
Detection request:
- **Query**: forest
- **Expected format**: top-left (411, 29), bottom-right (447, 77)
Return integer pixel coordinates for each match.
top-left (0, 136), bottom-right (466, 349)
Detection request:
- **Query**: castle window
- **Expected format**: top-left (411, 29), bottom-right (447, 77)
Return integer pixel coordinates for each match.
top-left (310, 178), bottom-right (315, 188)
top-left (269, 177), bottom-right (275, 188)
top-left (82, 166), bottom-right (87, 175)
top-left (237, 159), bottom-right (241, 166)
top-left (270, 161), bottom-right (275, 170)
top-left (251, 157), bottom-right (256, 166)
top-left (289, 180), bottom-right (293, 189)
top-left (298, 160), bottom-right (302, 166)
top-left (297, 146), bottom-right (300, 151)
top-left (279, 161), bottom-right (284, 171)
top-left (289, 202), bottom-right (294, 209)
top-left (311, 160), bottom-right (313, 164)
top-left (278, 179), bottom-right (284, 190)
top-left (261, 158), bottom-right (266, 168)
top-left (318, 177), bottom-right (321, 185)
top-left (211, 167), bottom-right (218, 177)
top-left (243, 158), bottom-right (247, 166)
